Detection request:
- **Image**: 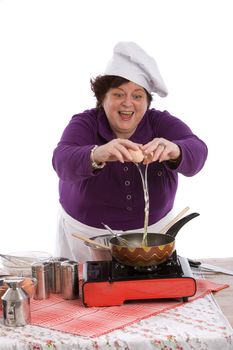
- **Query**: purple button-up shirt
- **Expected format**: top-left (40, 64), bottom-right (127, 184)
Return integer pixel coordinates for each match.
top-left (52, 108), bottom-right (208, 230)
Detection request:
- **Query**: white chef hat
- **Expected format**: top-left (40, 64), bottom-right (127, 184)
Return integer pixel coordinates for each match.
top-left (104, 41), bottom-right (168, 97)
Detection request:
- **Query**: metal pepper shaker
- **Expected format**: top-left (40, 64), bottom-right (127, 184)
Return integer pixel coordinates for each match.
top-left (32, 262), bottom-right (50, 300)
top-left (61, 261), bottom-right (79, 299)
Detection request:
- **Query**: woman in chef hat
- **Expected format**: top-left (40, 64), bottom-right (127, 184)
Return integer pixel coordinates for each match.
top-left (52, 42), bottom-right (208, 262)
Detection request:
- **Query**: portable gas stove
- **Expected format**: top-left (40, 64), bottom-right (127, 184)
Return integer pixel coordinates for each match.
top-left (82, 251), bottom-right (197, 307)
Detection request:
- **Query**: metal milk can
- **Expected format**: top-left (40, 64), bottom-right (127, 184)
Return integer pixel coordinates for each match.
top-left (1, 278), bottom-right (31, 326)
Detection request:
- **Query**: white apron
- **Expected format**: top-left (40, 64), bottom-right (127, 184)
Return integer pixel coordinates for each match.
top-left (55, 206), bottom-right (176, 263)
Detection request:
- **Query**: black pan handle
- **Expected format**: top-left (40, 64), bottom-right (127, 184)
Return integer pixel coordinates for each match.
top-left (166, 212), bottom-right (200, 238)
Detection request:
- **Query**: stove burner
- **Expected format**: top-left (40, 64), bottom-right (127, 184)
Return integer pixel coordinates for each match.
top-left (134, 265), bottom-right (158, 273)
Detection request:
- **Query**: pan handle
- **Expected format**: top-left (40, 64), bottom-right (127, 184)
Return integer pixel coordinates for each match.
top-left (166, 212), bottom-right (200, 238)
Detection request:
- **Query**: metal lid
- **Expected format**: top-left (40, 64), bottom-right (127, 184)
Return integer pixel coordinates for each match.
top-left (4, 277), bottom-right (24, 289)
top-left (61, 261), bottom-right (78, 271)
top-left (31, 262), bottom-right (50, 271)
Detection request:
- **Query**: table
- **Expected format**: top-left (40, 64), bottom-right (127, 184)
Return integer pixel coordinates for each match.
top-left (0, 258), bottom-right (233, 350)
top-left (201, 257), bottom-right (233, 327)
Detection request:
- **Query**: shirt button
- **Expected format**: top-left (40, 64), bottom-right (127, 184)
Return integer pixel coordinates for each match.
top-left (125, 180), bottom-right (130, 186)
top-left (157, 170), bottom-right (163, 176)
top-left (126, 195), bottom-right (132, 200)
top-left (123, 166), bottom-right (128, 172)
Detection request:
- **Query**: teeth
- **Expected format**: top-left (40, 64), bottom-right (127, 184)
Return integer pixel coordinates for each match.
top-left (120, 111), bottom-right (133, 115)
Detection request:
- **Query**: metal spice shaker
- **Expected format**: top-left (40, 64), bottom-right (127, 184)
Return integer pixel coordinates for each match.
top-left (61, 261), bottom-right (79, 299)
top-left (1, 278), bottom-right (31, 327)
top-left (49, 257), bottom-right (69, 293)
top-left (32, 262), bottom-right (50, 300)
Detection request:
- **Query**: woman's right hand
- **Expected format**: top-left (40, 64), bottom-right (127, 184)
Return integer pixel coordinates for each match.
top-left (91, 139), bottom-right (142, 164)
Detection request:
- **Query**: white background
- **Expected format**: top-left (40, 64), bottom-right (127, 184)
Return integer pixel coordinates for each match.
top-left (0, 0), bottom-right (232, 259)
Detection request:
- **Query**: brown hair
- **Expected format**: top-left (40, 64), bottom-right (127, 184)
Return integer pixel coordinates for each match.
top-left (90, 75), bottom-right (153, 108)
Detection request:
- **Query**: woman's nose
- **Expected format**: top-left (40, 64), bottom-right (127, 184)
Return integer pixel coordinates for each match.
top-left (122, 95), bottom-right (133, 106)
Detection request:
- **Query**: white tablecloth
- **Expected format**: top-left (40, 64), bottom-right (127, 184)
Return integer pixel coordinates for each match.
top-left (0, 293), bottom-right (233, 350)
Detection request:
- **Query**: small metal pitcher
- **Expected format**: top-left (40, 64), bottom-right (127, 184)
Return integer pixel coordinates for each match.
top-left (1, 278), bottom-right (31, 326)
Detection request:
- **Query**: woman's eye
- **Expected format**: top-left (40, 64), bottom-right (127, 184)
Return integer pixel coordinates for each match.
top-left (133, 94), bottom-right (143, 100)
top-left (113, 93), bottom-right (124, 98)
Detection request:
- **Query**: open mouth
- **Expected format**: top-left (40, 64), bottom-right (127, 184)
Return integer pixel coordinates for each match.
top-left (119, 111), bottom-right (134, 121)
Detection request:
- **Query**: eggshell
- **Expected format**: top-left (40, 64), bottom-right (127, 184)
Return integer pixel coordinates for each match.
top-left (128, 149), bottom-right (144, 163)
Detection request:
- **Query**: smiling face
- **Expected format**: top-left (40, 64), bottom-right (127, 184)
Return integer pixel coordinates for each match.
top-left (102, 82), bottom-right (148, 139)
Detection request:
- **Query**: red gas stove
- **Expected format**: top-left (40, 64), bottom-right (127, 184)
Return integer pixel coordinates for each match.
top-left (82, 252), bottom-right (197, 307)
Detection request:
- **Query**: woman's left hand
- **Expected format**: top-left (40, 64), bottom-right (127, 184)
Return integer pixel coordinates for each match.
top-left (141, 138), bottom-right (181, 164)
